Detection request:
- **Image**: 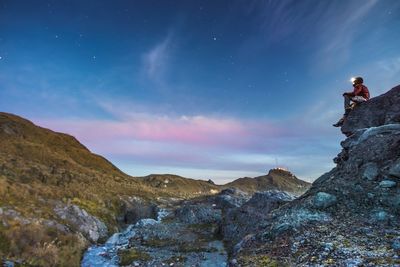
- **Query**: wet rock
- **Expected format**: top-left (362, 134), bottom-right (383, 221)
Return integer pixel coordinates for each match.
top-left (54, 204), bottom-right (107, 242)
top-left (379, 180), bottom-right (397, 188)
top-left (362, 163), bottom-right (379, 181)
top-left (313, 192), bottom-right (337, 209)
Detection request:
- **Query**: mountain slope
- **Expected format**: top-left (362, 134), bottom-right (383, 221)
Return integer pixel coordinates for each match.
top-left (231, 85), bottom-right (400, 266)
top-left (138, 174), bottom-right (220, 197)
top-left (0, 112), bottom-right (165, 266)
top-left (223, 168), bottom-right (310, 195)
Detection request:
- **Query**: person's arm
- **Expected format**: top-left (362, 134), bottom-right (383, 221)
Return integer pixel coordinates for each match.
top-left (343, 89), bottom-right (355, 97)
top-left (343, 85), bottom-right (361, 97)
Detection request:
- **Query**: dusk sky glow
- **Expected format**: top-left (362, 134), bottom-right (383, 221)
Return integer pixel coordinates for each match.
top-left (1, 0), bottom-right (400, 183)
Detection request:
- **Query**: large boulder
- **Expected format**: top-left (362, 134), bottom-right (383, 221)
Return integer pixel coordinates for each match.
top-left (210, 188), bottom-right (250, 209)
top-left (341, 85), bottom-right (400, 136)
top-left (116, 197), bottom-right (158, 226)
top-left (175, 204), bottom-right (221, 225)
top-left (54, 204), bottom-right (108, 243)
top-left (222, 190), bottom-right (294, 248)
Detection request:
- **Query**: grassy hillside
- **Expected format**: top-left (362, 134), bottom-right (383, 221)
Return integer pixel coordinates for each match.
top-left (0, 112), bottom-right (167, 266)
top-left (138, 174), bottom-right (220, 198)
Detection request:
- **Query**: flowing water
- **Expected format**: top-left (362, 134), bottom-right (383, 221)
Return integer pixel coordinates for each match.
top-left (81, 210), bottom-right (169, 267)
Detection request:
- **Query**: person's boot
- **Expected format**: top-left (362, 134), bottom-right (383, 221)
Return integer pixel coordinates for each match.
top-left (333, 117), bottom-right (345, 127)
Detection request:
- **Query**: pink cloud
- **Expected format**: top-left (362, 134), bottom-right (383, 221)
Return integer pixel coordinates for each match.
top-left (34, 114), bottom-right (286, 149)
top-left (30, 111), bottom-right (340, 182)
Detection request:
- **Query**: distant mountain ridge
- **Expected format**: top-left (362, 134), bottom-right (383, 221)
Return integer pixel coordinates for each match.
top-left (138, 168), bottom-right (310, 197)
top-left (137, 174), bottom-right (220, 197)
top-left (222, 168), bottom-right (310, 195)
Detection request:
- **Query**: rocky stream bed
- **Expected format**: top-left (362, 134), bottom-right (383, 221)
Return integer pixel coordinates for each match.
top-left (80, 188), bottom-right (295, 267)
top-left (81, 206), bottom-right (229, 267)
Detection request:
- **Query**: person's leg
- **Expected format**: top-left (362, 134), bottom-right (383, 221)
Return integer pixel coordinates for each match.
top-left (344, 95), bottom-right (352, 110)
top-left (334, 95), bottom-right (352, 127)
top-left (351, 96), bottom-right (367, 103)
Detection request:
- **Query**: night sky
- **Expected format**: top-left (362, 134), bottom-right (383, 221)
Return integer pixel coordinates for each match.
top-left (1, 0), bottom-right (400, 183)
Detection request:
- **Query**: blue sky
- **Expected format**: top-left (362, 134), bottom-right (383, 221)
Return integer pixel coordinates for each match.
top-left (1, 0), bottom-right (400, 183)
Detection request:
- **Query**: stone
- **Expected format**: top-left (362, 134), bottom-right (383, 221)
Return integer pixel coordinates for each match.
top-left (207, 179), bottom-right (215, 185)
top-left (392, 238), bottom-right (400, 251)
top-left (175, 204), bottom-right (221, 224)
top-left (381, 194), bottom-right (400, 213)
top-left (273, 223), bottom-right (292, 235)
top-left (372, 211), bottom-right (388, 222)
top-left (54, 204), bottom-right (108, 242)
top-left (389, 160), bottom-right (400, 178)
top-left (313, 192), bottom-right (337, 209)
top-left (362, 163), bottom-right (379, 181)
top-left (379, 180), bottom-right (397, 188)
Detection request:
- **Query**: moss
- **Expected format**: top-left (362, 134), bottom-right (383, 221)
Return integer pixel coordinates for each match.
top-left (118, 248), bottom-right (152, 265)
top-left (71, 197), bottom-right (117, 229)
top-left (142, 238), bottom-right (171, 248)
top-left (323, 258), bottom-right (335, 265)
top-left (188, 223), bottom-right (214, 230)
top-left (342, 239), bottom-right (351, 247)
top-left (239, 255), bottom-right (286, 267)
top-left (0, 231), bottom-right (10, 255)
top-left (160, 216), bottom-right (175, 224)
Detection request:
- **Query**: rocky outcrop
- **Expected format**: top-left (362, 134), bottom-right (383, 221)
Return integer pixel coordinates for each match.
top-left (341, 85), bottom-right (400, 136)
top-left (175, 204), bottom-right (222, 225)
top-left (54, 204), bottom-right (108, 242)
top-left (222, 190), bottom-right (294, 248)
top-left (231, 85), bottom-right (400, 266)
top-left (117, 197), bottom-right (158, 226)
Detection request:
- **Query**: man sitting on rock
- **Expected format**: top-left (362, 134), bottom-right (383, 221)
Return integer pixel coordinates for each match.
top-left (333, 76), bottom-right (370, 127)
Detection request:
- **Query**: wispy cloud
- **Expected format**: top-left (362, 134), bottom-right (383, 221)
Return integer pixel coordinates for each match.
top-left (316, 0), bottom-right (379, 68)
top-left (142, 31), bottom-right (175, 84)
top-left (242, 0), bottom-right (379, 69)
